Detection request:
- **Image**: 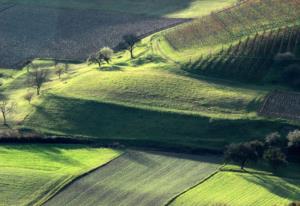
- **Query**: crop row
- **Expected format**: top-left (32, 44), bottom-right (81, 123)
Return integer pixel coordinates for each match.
top-left (164, 0), bottom-right (300, 51)
top-left (183, 25), bottom-right (300, 82)
top-left (0, 4), bottom-right (186, 69)
top-left (259, 91), bottom-right (300, 120)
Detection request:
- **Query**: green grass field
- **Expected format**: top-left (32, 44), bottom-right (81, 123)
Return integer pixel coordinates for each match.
top-left (44, 150), bottom-right (220, 206)
top-left (171, 168), bottom-right (300, 206)
top-left (0, 0), bottom-right (300, 204)
top-left (0, 145), bottom-right (121, 206)
top-left (0, 0), bottom-right (236, 18)
top-left (0, 38), bottom-right (293, 152)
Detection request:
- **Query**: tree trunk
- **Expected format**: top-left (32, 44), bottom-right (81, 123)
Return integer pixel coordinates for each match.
top-left (2, 111), bottom-right (6, 125)
top-left (241, 160), bottom-right (247, 170)
top-left (130, 47), bottom-right (134, 59)
top-left (97, 61), bottom-right (102, 68)
top-left (37, 87), bottom-right (40, 96)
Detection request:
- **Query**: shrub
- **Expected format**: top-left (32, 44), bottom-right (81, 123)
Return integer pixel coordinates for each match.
top-left (265, 132), bottom-right (286, 148)
top-left (263, 147), bottom-right (287, 171)
top-left (282, 64), bottom-right (300, 88)
top-left (287, 130), bottom-right (300, 158)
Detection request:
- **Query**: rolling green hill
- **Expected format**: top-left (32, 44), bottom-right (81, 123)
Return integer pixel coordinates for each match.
top-left (0, 0), bottom-right (300, 205)
top-left (0, 145), bottom-right (121, 206)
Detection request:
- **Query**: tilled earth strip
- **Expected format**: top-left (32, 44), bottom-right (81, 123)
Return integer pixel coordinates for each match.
top-left (259, 91), bottom-right (300, 121)
top-left (0, 4), bottom-right (188, 68)
top-left (44, 150), bottom-right (220, 206)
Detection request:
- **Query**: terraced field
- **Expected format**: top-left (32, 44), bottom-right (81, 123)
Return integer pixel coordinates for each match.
top-left (0, 4), bottom-right (186, 68)
top-left (44, 150), bottom-right (220, 206)
top-left (170, 170), bottom-right (300, 206)
top-left (0, 144), bottom-right (121, 206)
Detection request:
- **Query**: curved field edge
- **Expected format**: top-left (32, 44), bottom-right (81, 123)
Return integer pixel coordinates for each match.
top-left (44, 150), bottom-right (221, 206)
top-left (0, 145), bottom-right (122, 206)
top-left (40, 152), bottom-right (124, 206)
top-left (170, 167), bottom-right (300, 206)
top-left (0, 0), bottom-right (237, 18)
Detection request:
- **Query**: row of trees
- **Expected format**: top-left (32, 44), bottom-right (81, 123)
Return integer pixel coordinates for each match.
top-left (0, 33), bottom-right (142, 126)
top-left (225, 130), bottom-right (300, 171)
top-left (0, 61), bottom-right (70, 126)
top-left (87, 34), bottom-right (141, 68)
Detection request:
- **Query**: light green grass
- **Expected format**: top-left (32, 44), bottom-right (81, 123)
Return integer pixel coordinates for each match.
top-left (0, 0), bottom-right (236, 18)
top-left (0, 39), bottom-right (292, 151)
top-left (0, 144), bottom-right (121, 206)
top-left (44, 150), bottom-right (220, 206)
top-left (171, 169), bottom-right (300, 206)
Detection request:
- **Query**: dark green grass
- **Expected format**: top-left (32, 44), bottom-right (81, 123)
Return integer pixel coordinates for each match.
top-left (25, 94), bottom-right (293, 152)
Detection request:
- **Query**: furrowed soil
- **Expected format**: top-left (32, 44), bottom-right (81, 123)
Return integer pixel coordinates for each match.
top-left (0, 4), bottom-right (186, 68)
top-left (44, 150), bottom-right (220, 206)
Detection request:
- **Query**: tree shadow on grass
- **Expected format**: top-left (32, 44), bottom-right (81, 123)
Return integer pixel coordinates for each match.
top-left (131, 54), bottom-right (167, 66)
top-left (241, 172), bottom-right (300, 201)
top-left (26, 95), bottom-right (293, 153)
top-left (1, 144), bottom-right (85, 166)
top-left (100, 65), bottom-right (123, 71)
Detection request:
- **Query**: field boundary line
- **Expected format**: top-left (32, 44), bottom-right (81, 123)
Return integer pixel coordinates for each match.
top-left (164, 164), bottom-right (225, 206)
top-left (258, 90), bottom-right (275, 114)
top-left (39, 151), bottom-right (125, 206)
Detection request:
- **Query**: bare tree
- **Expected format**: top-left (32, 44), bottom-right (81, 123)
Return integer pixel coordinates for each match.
top-left (119, 34), bottom-right (140, 59)
top-left (87, 53), bottom-right (104, 68)
top-left (87, 47), bottom-right (114, 68)
top-left (64, 63), bottom-right (69, 73)
top-left (23, 92), bottom-right (34, 104)
top-left (29, 68), bottom-right (50, 95)
top-left (0, 100), bottom-right (16, 125)
top-left (55, 65), bottom-right (64, 79)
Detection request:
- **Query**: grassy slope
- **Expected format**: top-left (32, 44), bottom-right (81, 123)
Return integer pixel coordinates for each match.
top-left (0, 145), bottom-right (121, 206)
top-left (171, 165), bottom-right (300, 206)
top-left (0, 0), bottom-right (236, 18)
top-left (44, 150), bottom-right (220, 206)
top-left (0, 39), bottom-right (293, 151)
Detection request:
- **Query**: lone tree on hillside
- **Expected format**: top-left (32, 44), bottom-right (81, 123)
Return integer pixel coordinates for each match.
top-left (263, 147), bottom-right (287, 171)
top-left (100, 47), bottom-right (114, 64)
top-left (119, 34), bottom-right (140, 59)
top-left (87, 47), bottom-right (114, 68)
top-left (224, 142), bottom-right (258, 169)
top-left (0, 100), bottom-right (16, 125)
top-left (55, 64), bottom-right (64, 79)
top-left (23, 92), bottom-right (34, 104)
top-left (28, 68), bottom-right (50, 95)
